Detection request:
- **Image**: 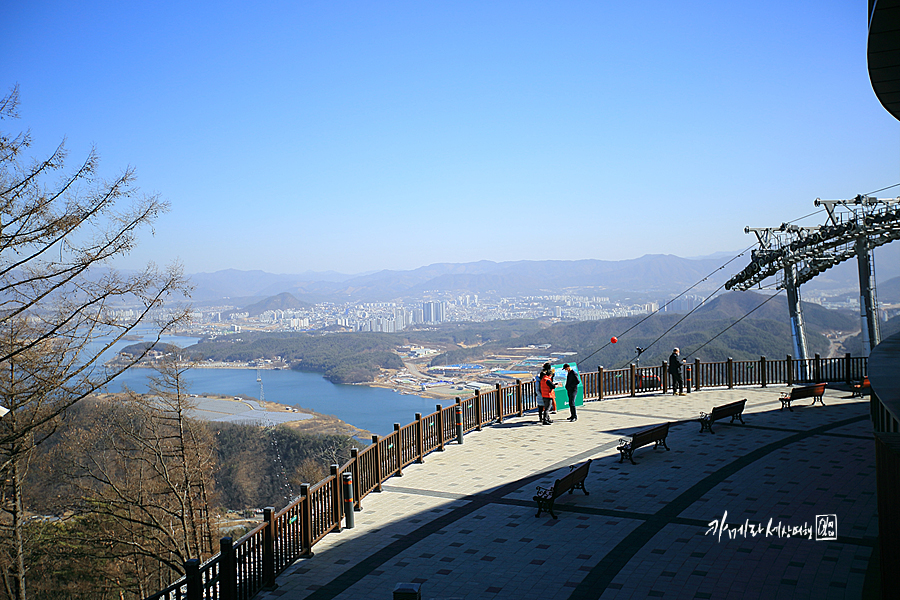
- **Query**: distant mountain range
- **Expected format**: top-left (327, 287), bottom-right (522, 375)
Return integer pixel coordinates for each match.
top-left (188, 255), bottom-right (742, 304)
top-left (187, 245), bottom-right (900, 306)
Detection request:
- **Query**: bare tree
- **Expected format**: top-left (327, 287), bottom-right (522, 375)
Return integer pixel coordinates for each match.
top-left (63, 354), bottom-right (216, 598)
top-left (0, 85), bottom-right (191, 599)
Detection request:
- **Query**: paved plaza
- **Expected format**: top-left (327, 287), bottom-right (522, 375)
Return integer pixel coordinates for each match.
top-left (256, 386), bottom-right (880, 600)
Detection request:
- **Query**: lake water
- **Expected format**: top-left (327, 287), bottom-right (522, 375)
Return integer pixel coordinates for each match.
top-left (101, 331), bottom-right (441, 436)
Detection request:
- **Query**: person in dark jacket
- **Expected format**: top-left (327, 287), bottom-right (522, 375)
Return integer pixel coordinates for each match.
top-left (563, 364), bottom-right (580, 421)
top-left (669, 348), bottom-right (685, 395)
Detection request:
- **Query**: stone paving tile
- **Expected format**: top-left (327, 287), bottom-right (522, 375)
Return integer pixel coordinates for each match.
top-left (596, 523), bottom-right (872, 599)
top-left (256, 387), bottom-right (878, 600)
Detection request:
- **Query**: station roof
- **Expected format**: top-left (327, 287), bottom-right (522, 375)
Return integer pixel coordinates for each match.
top-left (868, 0), bottom-right (900, 120)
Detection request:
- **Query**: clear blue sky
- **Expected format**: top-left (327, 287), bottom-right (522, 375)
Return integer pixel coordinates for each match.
top-left (2, 1), bottom-right (897, 275)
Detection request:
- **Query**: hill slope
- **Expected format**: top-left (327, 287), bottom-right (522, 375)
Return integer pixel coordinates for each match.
top-left (427, 291), bottom-right (856, 369)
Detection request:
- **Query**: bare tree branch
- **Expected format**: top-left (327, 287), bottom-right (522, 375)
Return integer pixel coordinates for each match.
top-left (0, 84), bottom-right (192, 600)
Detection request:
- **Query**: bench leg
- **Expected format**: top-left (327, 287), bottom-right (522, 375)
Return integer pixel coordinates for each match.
top-left (780, 398), bottom-right (792, 412)
top-left (730, 414), bottom-right (745, 425)
top-left (571, 480), bottom-right (590, 496)
top-left (535, 497), bottom-right (561, 518)
top-left (619, 448), bottom-right (636, 465)
top-left (812, 396), bottom-right (825, 406)
top-left (700, 420), bottom-right (714, 434)
top-left (655, 438), bottom-right (670, 451)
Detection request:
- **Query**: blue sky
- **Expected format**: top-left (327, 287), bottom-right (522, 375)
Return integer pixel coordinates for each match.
top-left (2, 1), bottom-right (897, 275)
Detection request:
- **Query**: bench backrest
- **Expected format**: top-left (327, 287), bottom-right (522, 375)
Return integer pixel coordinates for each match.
top-left (791, 383), bottom-right (825, 398)
top-left (552, 459), bottom-right (592, 496)
top-left (632, 422), bottom-right (669, 447)
top-left (710, 399), bottom-right (746, 418)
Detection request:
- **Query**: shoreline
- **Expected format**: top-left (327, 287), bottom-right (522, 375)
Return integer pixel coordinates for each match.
top-left (110, 358), bottom-right (479, 402)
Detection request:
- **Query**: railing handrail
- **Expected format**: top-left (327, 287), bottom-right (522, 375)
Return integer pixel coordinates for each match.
top-left (148, 354), bottom-right (868, 600)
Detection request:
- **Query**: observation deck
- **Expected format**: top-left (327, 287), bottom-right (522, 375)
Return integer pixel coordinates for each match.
top-left (256, 386), bottom-right (879, 599)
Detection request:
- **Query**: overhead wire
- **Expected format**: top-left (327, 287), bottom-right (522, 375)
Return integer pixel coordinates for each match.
top-left (577, 244), bottom-right (756, 366)
top-left (866, 182), bottom-right (900, 195)
top-left (575, 204), bottom-right (852, 368)
top-left (681, 289), bottom-right (785, 361)
top-left (612, 279), bottom-right (729, 369)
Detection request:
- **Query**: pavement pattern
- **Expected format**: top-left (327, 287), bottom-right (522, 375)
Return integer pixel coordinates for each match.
top-left (255, 386), bottom-right (879, 600)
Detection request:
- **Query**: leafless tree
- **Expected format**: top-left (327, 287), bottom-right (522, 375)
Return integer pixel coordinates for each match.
top-left (0, 84), bottom-right (191, 599)
top-left (64, 354), bottom-right (216, 598)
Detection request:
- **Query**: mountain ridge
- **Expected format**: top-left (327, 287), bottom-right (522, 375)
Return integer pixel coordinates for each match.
top-left (184, 245), bottom-right (900, 305)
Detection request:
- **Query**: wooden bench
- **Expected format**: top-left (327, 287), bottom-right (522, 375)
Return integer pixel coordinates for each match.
top-left (699, 399), bottom-right (746, 433)
top-left (851, 377), bottom-right (870, 398)
top-left (779, 383), bottom-right (826, 411)
top-left (617, 423), bottom-right (670, 465)
top-left (533, 459), bottom-right (592, 519)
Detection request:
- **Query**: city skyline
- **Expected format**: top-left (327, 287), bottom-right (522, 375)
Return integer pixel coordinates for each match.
top-left (2, 1), bottom-right (897, 275)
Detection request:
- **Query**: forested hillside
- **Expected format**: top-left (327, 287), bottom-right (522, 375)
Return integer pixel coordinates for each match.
top-left (22, 397), bottom-right (359, 599)
top-left (426, 291), bottom-right (858, 368)
top-left (534, 291), bottom-right (856, 368)
top-left (186, 331), bottom-right (404, 383)
top-left (841, 314), bottom-right (900, 356)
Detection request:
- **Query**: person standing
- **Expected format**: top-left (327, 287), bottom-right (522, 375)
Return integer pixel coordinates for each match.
top-left (563, 364), bottom-right (580, 421)
top-left (539, 363), bottom-right (556, 425)
top-left (669, 348), bottom-right (685, 396)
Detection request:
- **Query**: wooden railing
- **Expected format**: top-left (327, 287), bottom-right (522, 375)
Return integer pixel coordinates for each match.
top-left (146, 352), bottom-right (866, 600)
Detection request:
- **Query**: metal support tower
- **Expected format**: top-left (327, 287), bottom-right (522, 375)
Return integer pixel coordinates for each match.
top-left (741, 226), bottom-right (812, 363)
top-left (816, 197), bottom-right (887, 357)
top-left (727, 195), bottom-right (900, 361)
top-left (783, 263), bottom-right (809, 364)
top-left (855, 236), bottom-right (880, 356)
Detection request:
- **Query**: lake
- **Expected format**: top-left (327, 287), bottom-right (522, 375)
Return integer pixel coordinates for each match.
top-left (101, 331), bottom-right (441, 436)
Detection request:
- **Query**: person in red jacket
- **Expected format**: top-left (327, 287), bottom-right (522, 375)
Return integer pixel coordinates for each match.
top-left (539, 363), bottom-right (557, 425)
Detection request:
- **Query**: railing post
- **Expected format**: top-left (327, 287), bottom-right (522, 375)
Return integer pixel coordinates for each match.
top-left (598, 366), bottom-right (604, 399)
top-left (220, 537), bottom-right (236, 600)
top-left (300, 484), bottom-right (314, 558)
top-left (814, 353), bottom-right (821, 383)
top-left (415, 413), bottom-right (424, 463)
top-left (629, 364), bottom-right (636, 397)
top-left (342, 472), bottom-right (355, 529)
top-left (350, 447), bottom-right (361, 510)
top-left (760, 356), bottom-right (767, 388)
top-left (371, 435), bottom-right (383, 492)
top-left (661, 362), bottom-right (668, 394)
top-left (330, 465), bottom-right (342, 533)
top-left (727, 357), bottom-right (734, 389)
top-left (474, 389), bottom-right (482, 431)
top-left (845, 353), bottom-right (852, 385)
top-left (393, 424), bottom-right (403, 476)
top-left (185, 558), bottom-right (201, 600)
top-left (436, 405), bottom-right (445, 451)
top-left (786, 355), bottom-right (793, 386)
top-left (694, 358), bottom-right (701, 391)
top-left (516, 379), bottom-right (523, 416)
top-left (686, 363), bottom-right (693, 394)
top-left (455, 399), bottom-right (464, 444)
top-left (495, 383), bottom-right (503, 422)
top-left (263, 506), bottom-right (276, 589)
